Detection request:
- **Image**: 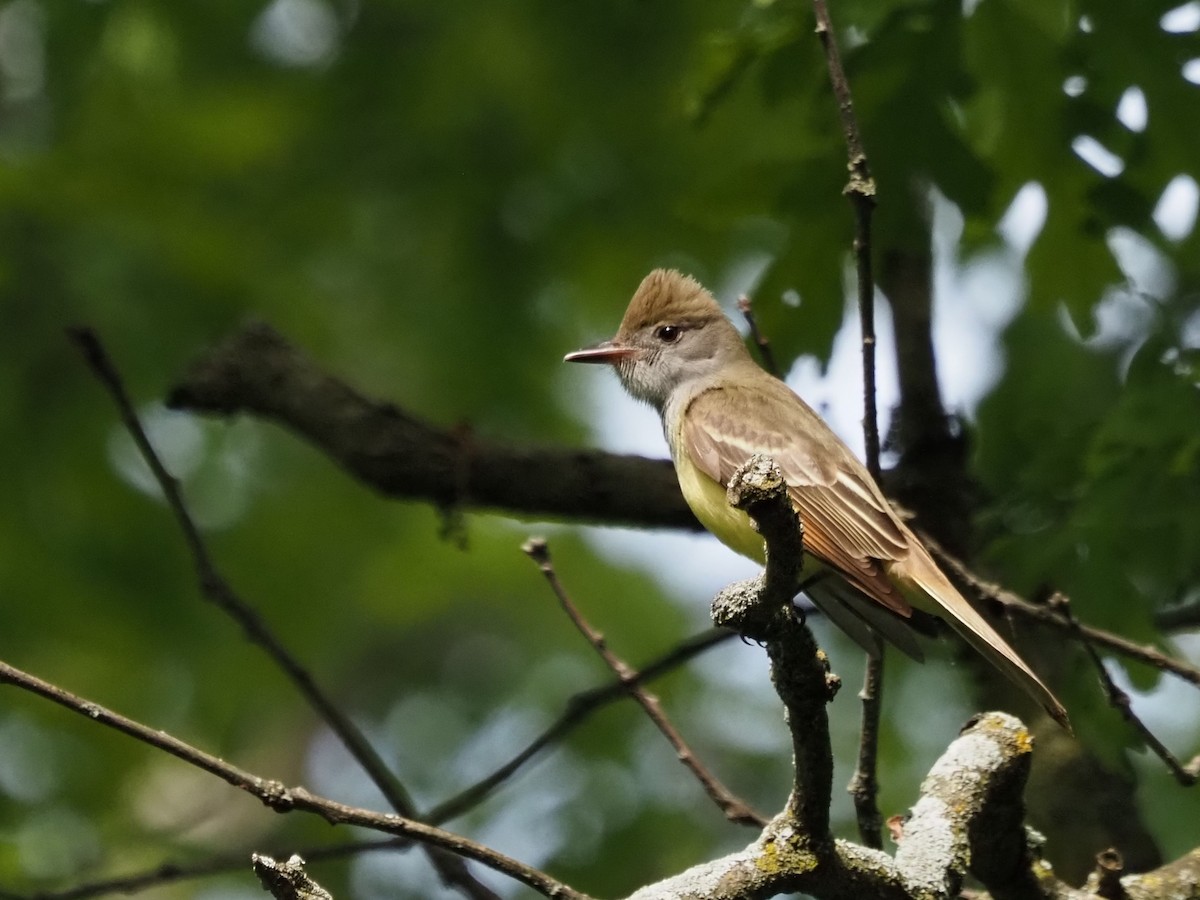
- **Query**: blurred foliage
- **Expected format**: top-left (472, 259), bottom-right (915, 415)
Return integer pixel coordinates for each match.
top-left (1, 0), bottom-right (1198, 897)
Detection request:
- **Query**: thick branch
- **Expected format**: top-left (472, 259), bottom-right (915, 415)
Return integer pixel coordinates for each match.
top-left (711, 454), bottom-right (836, 841)
top-left (621, 712), bottom-right (1049, 900)
top-left (167, 322), bottom-right (692, 529)
top-left (896, 713), bottom-right (1038, 898)
top-left (167, 324), bottom-right (1200, 700)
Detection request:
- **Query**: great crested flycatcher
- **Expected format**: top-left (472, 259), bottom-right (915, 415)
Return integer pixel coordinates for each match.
top-left (566, 268), bottom-right (1069, 729)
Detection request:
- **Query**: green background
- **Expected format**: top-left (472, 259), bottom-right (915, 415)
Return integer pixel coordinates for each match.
top-left (2, 1), bottom-right (1198, 897)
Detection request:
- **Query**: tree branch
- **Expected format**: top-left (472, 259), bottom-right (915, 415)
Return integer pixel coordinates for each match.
top-left (922, 532), bottom-right (1200, 690)
top-left (166, 321), bottom-right (693, 530)
top-left (523, 538), bottom-right (766, 827)
top-left (737, 292), bottom-right (781, 378)
top-left (811, 0), bottom-right (886, 849)
top-left (1050, 594), bottom-right (1197, 787)
top-left (252, 855), bottom-right (332, 900)
top-left (1, 840), bottom-right (406, 900)
top-left (622, 712), bottom-right (1054, 900)
top-left (0, 658), bottom-right (590, 900)
top-left (710, 455), bottom-right (836, 843)
top-left (895, 713), bottom-right (1038, 898)
top-left (69, 327), bottom-right (498, 900)
top-left (167, 324), bottom-right (1200, 699)
top-left (425, 629), bottom-right (734, 824)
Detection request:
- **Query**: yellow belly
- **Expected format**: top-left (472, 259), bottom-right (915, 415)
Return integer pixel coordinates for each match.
top-left (674, 446), bottom-right (767, 563)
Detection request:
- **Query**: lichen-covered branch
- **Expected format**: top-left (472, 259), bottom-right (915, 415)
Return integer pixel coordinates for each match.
top-left (621, 711), bottom-right (1057, 900)
top-left (711, 455), bottom-right (836, 841)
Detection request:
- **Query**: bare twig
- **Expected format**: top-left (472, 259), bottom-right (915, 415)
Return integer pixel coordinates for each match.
top-left (811, 0), bottom-right (885, 849)
top-left (66, 327), bottom-right (498, 900)
top-left (6, 629), bottom-right (733, 900)
top-left (522, 538), bottom-right (765, 827)
top-left (811, 0), bottom-right (880, 478)
top-left (847, 657), bottom-right (884, 849)
top-left (1052, 594), bottom-right (1197, 787)
top-left (2, 840), bottom-right (406, 900)
top-left (737, 293), bottom-right (781, 378)
top-left (425, 628), bottom-right (732, 824)
top-left (0, 658), bottom-right (591, 900)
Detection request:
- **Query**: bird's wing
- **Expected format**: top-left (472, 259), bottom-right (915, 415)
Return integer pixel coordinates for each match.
top-left (682, 380), bottom-right (913, 616)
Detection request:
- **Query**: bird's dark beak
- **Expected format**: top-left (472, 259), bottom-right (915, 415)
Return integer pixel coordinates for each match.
top-left (563, 340), bottom-right (637, 365)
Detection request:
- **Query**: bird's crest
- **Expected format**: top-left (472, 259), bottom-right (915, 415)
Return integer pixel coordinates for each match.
top-left (617, 269), bottom-right (724, 337)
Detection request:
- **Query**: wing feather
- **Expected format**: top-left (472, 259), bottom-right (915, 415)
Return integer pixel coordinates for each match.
top-left (683, 380), bottom-right (912, 616)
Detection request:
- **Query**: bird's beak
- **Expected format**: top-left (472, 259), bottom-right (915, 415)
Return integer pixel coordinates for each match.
top-left (563, 340), bottom-right (637, 365)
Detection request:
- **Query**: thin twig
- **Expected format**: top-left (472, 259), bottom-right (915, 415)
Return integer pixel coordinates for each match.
top-left (1051, 594), bottom-right (1197, 787)
top-left (522, 538), bottom-right (766, 827)
top-left (0, 658), bottom-right (591, 900)
top-left (846, 657), bottom-right (884, 849)
top-left (811, 0), bottom-right (879, 477)
top-left (1, 840), bottom-right (407, 900)
top-left (811, 0), bottom-right (884, 849)
top-left (425, 628), bottom-right (733, 824)
top-left (737, 293), bottom-right (781, 378)
top-left (66, 327), bottom-right (498, 900)
top-left (9, 630), bottom-right (734, 899)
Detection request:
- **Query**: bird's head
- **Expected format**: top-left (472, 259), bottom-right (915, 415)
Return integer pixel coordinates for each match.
top-left (564, 269), bottom-right (746, 410)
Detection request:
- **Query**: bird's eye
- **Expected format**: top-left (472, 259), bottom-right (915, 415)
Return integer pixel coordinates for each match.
top-left (655, 325), bottom-right (683, 344)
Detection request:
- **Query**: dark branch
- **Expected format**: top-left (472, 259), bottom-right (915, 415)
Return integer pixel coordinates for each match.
top-left (1155, 594), bottom-right (1200, 633)
top-left (1050, 594), bottom-right (1196, 787)
top-left (847, 657), bottom-right (885, 849)
top-left (166, 324), bottom-right (1200, 697)
top-left (166, 321), bottom-right (694, 531)
top-left (68, 327), bottom-right (498, 900)
top-left (923, 532), bottom-right (1200, 690)
top-left (811, 0), bottom-right (885, 849)
top-left (737, 292), bottom-right (781, 379)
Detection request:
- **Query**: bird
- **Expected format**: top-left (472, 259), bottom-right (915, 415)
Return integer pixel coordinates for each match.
top-left (565, 268), bottom-right (1069, 730)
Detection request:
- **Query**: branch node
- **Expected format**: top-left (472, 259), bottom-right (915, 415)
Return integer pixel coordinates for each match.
top-left (521, 536), bottom-right (551, 567)
top-left (252, 854), bottom-right (333, 900)
top-left (259, 780), bottom-right (296, 811)
top-left (1092, 847), bottom-right (1126, 900)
